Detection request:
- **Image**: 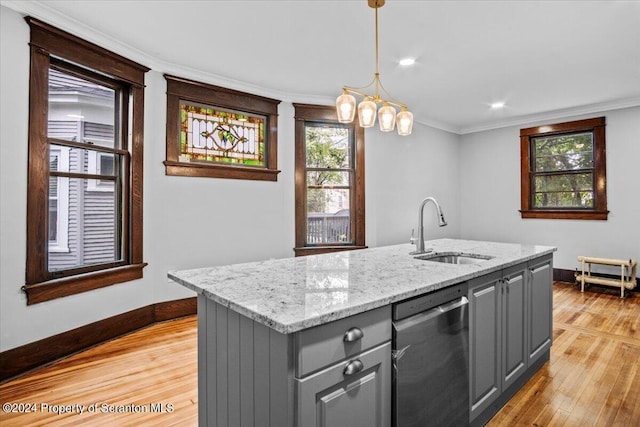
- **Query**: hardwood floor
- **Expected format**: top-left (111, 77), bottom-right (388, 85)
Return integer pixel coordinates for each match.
top-left (0, 317), bottom-right (198, 426)
top-left (488, 282), bottom-right (640, 427)
top-left (1, 282), bottom-right (638, 426)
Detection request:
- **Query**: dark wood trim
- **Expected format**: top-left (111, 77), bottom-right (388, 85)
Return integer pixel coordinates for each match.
top-left (25, 16), bottom-right (149, 86)
top-left (519, 210), bottom-right (609, 220)
top-left (164, 75), bottom-right (281, 181)
top-left (292, 103), bottom-right (366, 255)
top-left (165, 75), bottom-right (280, 114)
top-left (22, 263), bottom-right (148, 305)
top-left (294, 246), bottom-right (368, 257)
top-left (25, 44), bottom-right (50, 284)
top-left (520, 117), bottom-right (607, 220)
top-left (0, 297), bottom-right (196, 383)
top-left (520, 117), bottom-right (606, 137)
top-left (163, 161), bottom-right (280, 181)
top-left (24, 18), bottom-right (148, 302)
top-left (553, 267), bottom-right (639, 288)
top-left (293, 103), bottom-right (340, 121)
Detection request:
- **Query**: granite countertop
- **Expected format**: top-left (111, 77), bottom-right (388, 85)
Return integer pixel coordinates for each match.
top-left (168, 238), bottom-right (556, 334)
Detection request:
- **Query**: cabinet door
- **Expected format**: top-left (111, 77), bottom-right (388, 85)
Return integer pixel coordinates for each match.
top-left (296, 342), bottom-right (390, 427)
top-left (502, 266), bottom-right (527, 390)
top-left (468, 271), bottom-right (501, 420)
top-left (528, 257), bottom-right (553, 364)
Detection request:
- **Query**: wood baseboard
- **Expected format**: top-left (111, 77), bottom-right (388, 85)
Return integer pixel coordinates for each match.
top-left (553, 268), bottom-right (639, 289)
top-left (0, 297), bottom-right (196, 383)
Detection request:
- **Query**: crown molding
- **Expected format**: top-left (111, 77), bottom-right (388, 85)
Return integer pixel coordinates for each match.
top-left (3, 1), bottom-right (637, 138)
top-left (458, 97), bottom-right (640, 135)
top-left (0, 0), bottom-right (327, 105)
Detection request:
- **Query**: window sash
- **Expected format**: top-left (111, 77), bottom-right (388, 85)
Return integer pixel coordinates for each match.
top-left (24, 16), bottom-right (149, 304)
top-left (519, 117), bottom-right (607, 220)
top-left (293, 103), bottom-right (365, 255)
top-left (303, 123), bottom-right (356, 246)
top-left (44, 63), bottom-right (128, 278)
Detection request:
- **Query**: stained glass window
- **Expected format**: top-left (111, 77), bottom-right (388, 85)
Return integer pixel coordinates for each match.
top-left (179, 102), bottom-right (266, 167)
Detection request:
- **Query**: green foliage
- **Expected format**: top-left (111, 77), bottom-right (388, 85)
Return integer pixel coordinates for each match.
top-left (305, 126), bottom-right (349, 213)
top-left (532, 132), bottom-right (594, 208)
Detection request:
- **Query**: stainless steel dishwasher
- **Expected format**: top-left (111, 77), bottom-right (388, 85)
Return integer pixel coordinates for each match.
top-left (392, 282), bottom-right (469, 427)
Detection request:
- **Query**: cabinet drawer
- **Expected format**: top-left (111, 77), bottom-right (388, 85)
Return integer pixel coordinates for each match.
top-left (295, 306), bottom-right (391, 378)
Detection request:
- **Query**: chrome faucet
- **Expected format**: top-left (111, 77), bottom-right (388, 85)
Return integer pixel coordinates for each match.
top-left (410, 197), bottom-right (447, 254)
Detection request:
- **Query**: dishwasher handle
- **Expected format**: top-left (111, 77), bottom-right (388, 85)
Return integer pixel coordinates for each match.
top-left (393, 295), bottom-right (469, 333)
top-left (439, 296), bottom-right (468, 313)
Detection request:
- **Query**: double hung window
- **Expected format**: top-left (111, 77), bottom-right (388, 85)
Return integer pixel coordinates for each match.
top-left (24, 17), bottom-right (149, 304)
top-left (294, 104), bottom-right (365, 256)
top-left (520, 117), bottom-right (607, 220)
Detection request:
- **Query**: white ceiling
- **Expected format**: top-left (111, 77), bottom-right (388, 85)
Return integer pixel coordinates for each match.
top-left (4, 0), bottom-right (640, 134)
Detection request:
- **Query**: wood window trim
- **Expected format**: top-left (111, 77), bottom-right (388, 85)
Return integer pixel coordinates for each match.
top-left (520, 116), bottom-right (607, 220)
top-left (23, 17), bottom-right (149, 305)
top-left (163, 75), bottom-right (281, 181)
top-left (293, 103), bottom-right (366, 256)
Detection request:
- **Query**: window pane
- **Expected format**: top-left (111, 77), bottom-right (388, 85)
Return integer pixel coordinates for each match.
top-left (49, 144), bottom-right (119, 178)
top-left (306, 189), bottom-right (351, 244)
top-left (307, 171), bottom-right (350, 188)
top-left (179, 102), bottom-right (266, 166)
top-left (305, 126), bottom-right (350, 168)
top-left (533, 173), bottom-right (594, 208)
top-left (48, 199), bottom-right (58, 241)
top-left (48, 68), bottom-right (116, 148)
top-left (533, 132), bottom-right (593, 172)
top-left (48, 176), bottom-right (122, 272)
top-left (100, 154), bottom-right (115, 175)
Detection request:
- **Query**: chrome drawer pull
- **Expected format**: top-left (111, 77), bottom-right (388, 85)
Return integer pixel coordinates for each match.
top-left (343, 327), bottom-right (364, 342)
top-left (343, 359), bottom-right (364, 376)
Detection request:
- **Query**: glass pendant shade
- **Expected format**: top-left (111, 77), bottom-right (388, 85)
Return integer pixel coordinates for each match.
top-left (396, 109), bottom-right (414, 136)
top-left (357, 98), bottom-right (377, 128)
top-left (378, 103), bottom-right (396, 132)
top-left (336, 93), bottom-right (356, 123)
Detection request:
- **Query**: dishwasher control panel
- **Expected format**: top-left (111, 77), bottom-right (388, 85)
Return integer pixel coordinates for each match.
top-left (393, 282), bottom-right (468, 321)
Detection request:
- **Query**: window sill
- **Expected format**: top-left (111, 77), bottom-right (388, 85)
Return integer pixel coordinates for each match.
top-left (22, 263), bottom-right (148, 305)
top-left (164, 160), bottom-right (280, 182)
top-left (519, 210), bottom-right (609, 220)
top-left (294, 246), bottom-right (368, 257)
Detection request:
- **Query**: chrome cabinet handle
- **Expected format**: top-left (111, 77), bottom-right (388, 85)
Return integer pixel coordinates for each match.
top-left (343, 359), bottom-right (364, 376)
top-left (343, 327), bottom-right (364, 342)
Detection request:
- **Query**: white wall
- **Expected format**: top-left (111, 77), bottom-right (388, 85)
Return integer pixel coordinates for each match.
top-left (0, 7), bottom-right (297, 351)
top-left (459, 106), bottom-right (640, 274)
top-left (365, 123), bottom-right (461, 247)
top-left (0, 6), bottom-right (461, 351)
top-left (3, 4), bottom-right (638, 354)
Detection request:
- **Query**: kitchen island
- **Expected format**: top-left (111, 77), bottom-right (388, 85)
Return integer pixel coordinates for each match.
top-left (169, 238), bottom-right (556, 427)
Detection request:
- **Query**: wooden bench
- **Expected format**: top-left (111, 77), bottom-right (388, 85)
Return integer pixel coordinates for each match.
top-left (576, 256), bottom-right (637, 298)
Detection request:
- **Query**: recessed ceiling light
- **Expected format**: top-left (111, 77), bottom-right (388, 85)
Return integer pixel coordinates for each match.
top-left (67, 114), bottom-right (85, 119)
top-left (489, 102), bottom-right (505, 109)
top-left (399, 58), bottom-right (415, 66)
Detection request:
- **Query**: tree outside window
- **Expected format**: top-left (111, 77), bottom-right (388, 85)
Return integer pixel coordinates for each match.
top-left (520, 117), bottom-right (607, 220)
top-left (294, 104), bottom-right (365, 256)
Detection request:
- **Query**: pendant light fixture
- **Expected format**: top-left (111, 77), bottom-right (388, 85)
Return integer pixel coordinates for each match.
top-left (336, 0), bottom-right (414, 136)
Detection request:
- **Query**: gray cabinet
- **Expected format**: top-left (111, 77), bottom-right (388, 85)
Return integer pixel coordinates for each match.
top-left (197, 296), bottom-right (391, 427)
top-left (469, 270), bottom-right (502, 419)
top-left (469, 256), bottom-right (553, 423)
top-left (528, 255), bottom-right (553, 364)
top-left (296, 342), bottom-right (390, 427)
top-left (501, 264), bottom-right (527, 391)
top-left (468, 266), bottom-right (528, 420)
top-left (295, 307), bottom-right (391, 427)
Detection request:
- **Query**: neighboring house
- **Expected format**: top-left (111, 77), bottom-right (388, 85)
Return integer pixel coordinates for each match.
top-left (47, 69), bottom-right (116, 271)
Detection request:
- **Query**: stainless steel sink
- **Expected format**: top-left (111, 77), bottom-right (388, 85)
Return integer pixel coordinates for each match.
top-left (414, 252), bottom-right (493, 264)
